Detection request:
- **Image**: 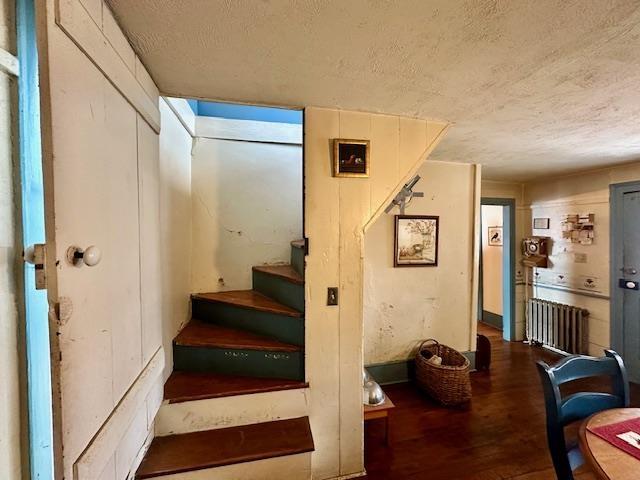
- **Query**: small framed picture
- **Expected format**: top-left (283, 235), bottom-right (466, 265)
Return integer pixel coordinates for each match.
top-left (533, 218), bottom-right (550, 229)
top-left (488, 226), bottom-right (503, 246)
top-left (333, 139), bottom-right (369, 177)
top-left (394, 215), bottom-right (439, 267)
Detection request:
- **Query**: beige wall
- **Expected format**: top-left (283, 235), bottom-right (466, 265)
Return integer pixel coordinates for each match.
top-left (523, 162), bottom-right (640, 355)
top-left (482, 205), bottom-right (503, 316)
top-left (305, 107), bottom-right (448, 478)
top-left (0, 0), bottom-right (23, 477)
top-left (363, 161), bottom-right (477, 365)
top-left (190, 119), bottom-right (302, 292)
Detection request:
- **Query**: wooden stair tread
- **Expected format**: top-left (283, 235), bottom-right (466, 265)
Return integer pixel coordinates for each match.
top-left (252, 264), bottom-right (304, 285)
top-left (164, 371), bottom-right (309, 403)
top-left (175, 320), bottom-right (301, 352)
top-left (193, 290), bottom-right (302, 318)
top-left (291, 239), bottom-right (305, 249)
top-left (136, 417), bottom-right (314, 479)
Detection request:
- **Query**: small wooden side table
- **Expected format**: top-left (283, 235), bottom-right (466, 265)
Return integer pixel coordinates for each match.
top-left (364, 395), bottom-right (395, 445)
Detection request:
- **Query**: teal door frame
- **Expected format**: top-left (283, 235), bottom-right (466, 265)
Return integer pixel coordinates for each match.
top-left (17, 0), bottom-right (55, 477)
top-left (610, 180), bottom-right (640, 382)
top-left (480, 197), bottom-right (516, 342)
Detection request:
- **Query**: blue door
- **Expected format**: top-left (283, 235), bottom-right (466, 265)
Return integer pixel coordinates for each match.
top-left (621, 190), bottom-right (640, 382)
top-left (17, 0), bottom-right (55, 477)
top-left (612, 182), bottom-right (640, 384)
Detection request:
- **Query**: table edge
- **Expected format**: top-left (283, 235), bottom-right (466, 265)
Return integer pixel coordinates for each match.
top-left (578, 413), bottom-right (610, 480)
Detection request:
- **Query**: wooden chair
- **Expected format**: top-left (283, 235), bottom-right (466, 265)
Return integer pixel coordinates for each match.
top-left (536, 350), bottom-right (630, 480)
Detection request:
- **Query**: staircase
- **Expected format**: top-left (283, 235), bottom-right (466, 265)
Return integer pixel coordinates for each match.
top-left (136, 240), bottom-right (313, 479)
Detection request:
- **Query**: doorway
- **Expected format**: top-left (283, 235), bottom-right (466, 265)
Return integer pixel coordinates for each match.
top-left (611, 181), bottom-right (640, 383)
top-left (478, 198), bottom-right (516, 342)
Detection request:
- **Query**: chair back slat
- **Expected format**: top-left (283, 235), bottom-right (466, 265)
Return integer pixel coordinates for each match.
top-left (560, 392), bottom-right (625, 426)
top-left (551, 355), bottom-right (620, 384)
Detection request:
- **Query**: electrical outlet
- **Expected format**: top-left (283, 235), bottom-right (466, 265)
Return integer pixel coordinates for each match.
top-left (327, 287), bottom-right (338, 306)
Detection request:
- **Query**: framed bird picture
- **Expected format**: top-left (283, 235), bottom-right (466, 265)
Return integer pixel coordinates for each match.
top-left (394, 215), bottom-right (439, 267)
top-left (488, 226), bottom-right (503, 246)
top-left (333, 139), bottom-right (370, 178)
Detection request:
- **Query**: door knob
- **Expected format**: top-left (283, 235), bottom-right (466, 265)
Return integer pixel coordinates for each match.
top-left (67, 245), bottom-right (102, 267)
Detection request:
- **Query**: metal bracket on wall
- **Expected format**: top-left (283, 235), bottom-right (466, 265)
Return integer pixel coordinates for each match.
top-left (23, 243), bottom-right (47, 289)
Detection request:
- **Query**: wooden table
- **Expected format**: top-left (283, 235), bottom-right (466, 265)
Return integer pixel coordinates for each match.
top-left (578, 408), bottom-right (640, 480)
top-left (364, 395), bottom-right (395, 445)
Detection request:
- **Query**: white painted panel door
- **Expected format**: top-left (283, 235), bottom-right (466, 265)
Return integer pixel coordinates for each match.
top-left (48, 29), bottom-right (143, 475)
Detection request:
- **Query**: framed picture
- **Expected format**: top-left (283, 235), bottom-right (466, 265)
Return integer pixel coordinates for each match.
top-left (533, 217), bottom-right (550, 229)
top-left (394, 215), bottom-right (439, 267)
top-left (333, 139), bottom-right (370, 177)
top-left (488, 226), bottom-right (503, 246)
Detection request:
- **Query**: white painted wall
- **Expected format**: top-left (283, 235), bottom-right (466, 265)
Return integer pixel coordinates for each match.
top-left (305, 107), bottom-right (449, 479)
top-left (159, 98), bottom-right (193, 380)
top-left (482, 205), bottom-right (503, 316)
top-left (38, 1), bottom-right (192, 478)
top-left (0, 0), bottom-right (23, 477)
top-left (363, 161), bottom-right (477, 365)
top-left (191, 119), bottom-right (302, 292)
top-left (523, 162), bottom-right (640, 355)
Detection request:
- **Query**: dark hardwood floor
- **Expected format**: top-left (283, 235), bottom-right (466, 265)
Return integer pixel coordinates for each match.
top-left (364, 324), bottom-right (640, 480)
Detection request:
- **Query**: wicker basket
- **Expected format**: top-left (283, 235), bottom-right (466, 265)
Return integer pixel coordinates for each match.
top-left (415, 339), bottom-right (472, 406)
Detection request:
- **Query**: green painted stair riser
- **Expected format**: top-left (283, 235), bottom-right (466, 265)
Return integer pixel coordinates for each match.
top-left (291, 245), bottom-right (305, 277)
top-left (173, 345), bottom-right (305, 381)
top-left (252, 270), bottom-right (304, 313)
top-left (192, 299), bottom-right (304, 347)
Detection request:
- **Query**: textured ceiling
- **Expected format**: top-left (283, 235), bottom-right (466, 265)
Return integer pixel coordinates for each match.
top-left (107, 0), bottom-right (640, 181)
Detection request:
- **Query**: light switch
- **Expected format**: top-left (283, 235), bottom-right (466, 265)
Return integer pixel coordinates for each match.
top-left (327, 287), bottom-right (338, 306)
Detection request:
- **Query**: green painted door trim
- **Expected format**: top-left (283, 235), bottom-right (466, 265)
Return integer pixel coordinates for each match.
top-left (480, 197), bottom-right (516, 342)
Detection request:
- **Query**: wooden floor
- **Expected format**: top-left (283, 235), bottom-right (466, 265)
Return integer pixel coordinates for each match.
top-left (364, 324), bottom-right (640, 480)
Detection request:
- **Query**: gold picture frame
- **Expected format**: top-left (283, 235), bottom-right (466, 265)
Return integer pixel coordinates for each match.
top-left (333, 138), bottom-right (370, 178)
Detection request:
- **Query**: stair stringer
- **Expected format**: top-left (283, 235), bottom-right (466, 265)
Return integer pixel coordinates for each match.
top-left (155, 387), bottom-right (310, 436)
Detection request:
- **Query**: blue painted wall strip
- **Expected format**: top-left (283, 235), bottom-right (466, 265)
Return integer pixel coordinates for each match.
top-left (17, 0), bottom-right (55, 477)
top-left (186, 99), bottom-right (303, 124)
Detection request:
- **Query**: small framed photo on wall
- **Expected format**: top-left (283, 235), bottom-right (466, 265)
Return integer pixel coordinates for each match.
top-left (533, 217), bottom-right (550, 229)
top-left (488, 226), bottom-right (503, 246)
top-left (394, 215), bottom-right (439, 267)
top-left (333, 139), bottom-right (370, 177)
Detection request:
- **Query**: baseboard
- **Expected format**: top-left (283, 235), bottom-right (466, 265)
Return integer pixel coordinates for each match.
top-left (330, 471), bottom-right (367, 479)
top-left (481, 310), bottom-right (503, 330)
top-left (366, 351), bottom-right (477, 385)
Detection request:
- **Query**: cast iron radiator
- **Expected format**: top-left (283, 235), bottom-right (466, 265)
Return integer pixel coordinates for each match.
top-left (527, 298), bottom-right (589, 355)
